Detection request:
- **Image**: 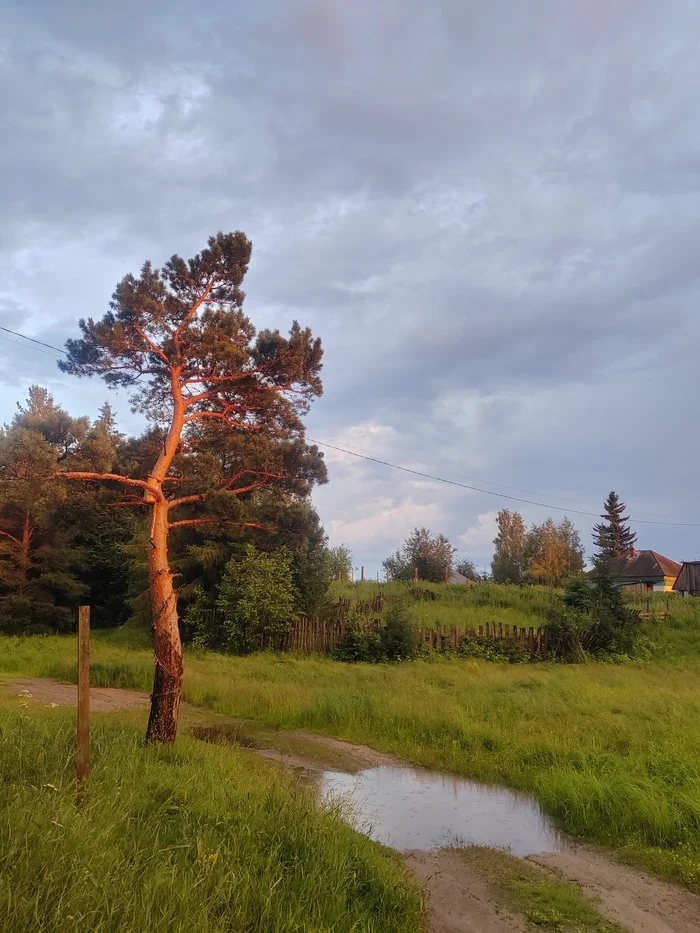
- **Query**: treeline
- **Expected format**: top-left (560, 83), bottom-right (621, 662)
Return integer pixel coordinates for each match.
top-left (490, 510), bottom-right (584, 586)
top-left (380, 515), bottom-right (584, 587)
top-left (0, 386), bottom-right (339, 641)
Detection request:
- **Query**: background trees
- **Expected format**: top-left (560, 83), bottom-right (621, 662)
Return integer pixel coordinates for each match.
top-left (491, 509), bottom-right (585, 587)
top-left (383, 527), bottom-right (456, 582)
top-left (490, 510), bottom-right (528, 584)
top-left (525, 517), bottom-right (585, 587)
top-left (328, 544), bottom-right (353, 582)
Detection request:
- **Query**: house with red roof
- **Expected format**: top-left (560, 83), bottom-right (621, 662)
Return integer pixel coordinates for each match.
top-left (611, 550), bottom-right (682, 594)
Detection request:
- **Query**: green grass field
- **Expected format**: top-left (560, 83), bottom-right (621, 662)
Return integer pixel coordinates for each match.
top-left (2, 583), bottom-right (699, 931)
top-left (2, 596), bottom-right (700, 894)
top-left (0, 701), bottom-right (420, 932)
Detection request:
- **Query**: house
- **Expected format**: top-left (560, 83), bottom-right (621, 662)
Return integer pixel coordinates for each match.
top-left (447, 569), bottom-right (468, 584)
top-left (673, 562), bottom-right (700, 596)
top-left (611, 550), bottom-right (682, 593)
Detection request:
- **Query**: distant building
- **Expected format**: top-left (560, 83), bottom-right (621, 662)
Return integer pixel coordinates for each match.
top-left (610, 550), bottom-right (682, 593)
top-left (447, 569), bottom-right (468, 584)
top-left (673, 562), bottom-right (700, 596)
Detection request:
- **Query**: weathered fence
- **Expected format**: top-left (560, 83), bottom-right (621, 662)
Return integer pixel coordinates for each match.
top-left (417, 621), bottom-right (548, 654)
top-left (278, 616), bottom-right (549, 656)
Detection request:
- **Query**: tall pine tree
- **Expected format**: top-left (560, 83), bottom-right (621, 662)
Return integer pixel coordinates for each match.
top-left (592, 491), bottom-right (637, 566)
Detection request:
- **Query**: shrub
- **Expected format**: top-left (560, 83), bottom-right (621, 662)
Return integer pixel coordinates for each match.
top-left (334, 599), bottom-right (417, 663)
top-left (381, 598), bottom-right (417, 661)
top-left (217, 545), bottom-right (298, 654)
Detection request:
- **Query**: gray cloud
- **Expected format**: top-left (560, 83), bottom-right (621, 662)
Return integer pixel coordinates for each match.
top-left (1, 0), bottom-right (699, 571)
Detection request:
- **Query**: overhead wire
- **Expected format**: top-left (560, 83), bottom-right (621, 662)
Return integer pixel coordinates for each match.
top-left (309, 438), bottom-right (700, 528)
top-left (1, 324), bottom-right (696, 528)
top-left (0, 325), bottom-right (65, 355)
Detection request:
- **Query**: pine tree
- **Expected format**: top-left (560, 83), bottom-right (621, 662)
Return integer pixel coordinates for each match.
top-left (58, 231), bottom-right (325, 743)
top-left (592, 491), bottom-right (637, 566)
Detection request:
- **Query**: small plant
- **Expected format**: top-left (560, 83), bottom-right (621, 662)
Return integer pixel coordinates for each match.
top-left (217, 545), bottom-right (298, 654)
top-left (381, 598), bottom-right (417, 661)
top-left (334, 598), bottom-right (417, 663)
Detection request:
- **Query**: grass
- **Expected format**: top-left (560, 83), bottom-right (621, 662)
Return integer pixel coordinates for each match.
top-left (1, 588), bottom-right (699, 898)
top-left (0, 700), bottom-right (421, 932)
top-left (2, 625), bottom-right (700, 892)
top-left (330, 579), bottom-right (562, 630)
top-left (458, 847), bottom-right (623, 932)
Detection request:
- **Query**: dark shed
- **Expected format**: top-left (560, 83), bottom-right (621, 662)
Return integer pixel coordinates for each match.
top-left (673, 562), bottom-right (700, 596)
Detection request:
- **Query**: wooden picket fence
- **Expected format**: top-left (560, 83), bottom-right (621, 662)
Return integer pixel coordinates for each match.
top-left (276, 616), bottom-right (549, 656)
top-left (418, 621), bottom-right (549, 654)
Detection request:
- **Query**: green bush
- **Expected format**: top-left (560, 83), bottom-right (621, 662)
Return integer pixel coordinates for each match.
top-left (217, 545), bottom-right (298, 653)
top-left (334, 598), bottom-right (417, 663)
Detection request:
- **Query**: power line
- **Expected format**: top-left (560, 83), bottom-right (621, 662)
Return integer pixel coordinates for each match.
top-left (1, 324), bottom-right (696, 527)
top-left (310, 434), bottom-right (694, 523)
top-left (0, 332), bottom-right (64, 358)
top-left (310, 438), bottom-right (700, 528)
top-left (0, 325), bottom-right (65, 356)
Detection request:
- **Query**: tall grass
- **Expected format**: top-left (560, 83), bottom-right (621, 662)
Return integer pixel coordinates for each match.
top-left (330, 580), bottom-right (700, 640)
top-left (0, 703), bottom-right (420, 932)
top-left (2, 601), bottom-right (700, 892)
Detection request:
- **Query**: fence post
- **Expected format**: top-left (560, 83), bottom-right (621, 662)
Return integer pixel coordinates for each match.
top-left (77, 605), bottom-right (91, 795)
top-left (414, 566), bottom-right (419, 582)
top-left (361, 566), bottom-right (364, 582)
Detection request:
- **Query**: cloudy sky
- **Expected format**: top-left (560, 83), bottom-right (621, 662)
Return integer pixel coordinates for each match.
top-left (2, 0), bottom-right (699, 575)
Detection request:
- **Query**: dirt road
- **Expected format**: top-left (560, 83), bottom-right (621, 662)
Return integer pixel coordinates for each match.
top-left (5, 677), bottom-right (700, 932)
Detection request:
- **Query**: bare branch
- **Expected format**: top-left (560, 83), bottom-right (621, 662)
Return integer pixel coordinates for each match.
top-left (168, 518), bottom-right (274, 531)
top-left (0, 529), bottom-right (22, 547)
top-left (58, 471), bottom-right (164, 501)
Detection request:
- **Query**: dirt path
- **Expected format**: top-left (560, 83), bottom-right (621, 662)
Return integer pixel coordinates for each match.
top-left (531, 845), bottom-right (700, 933)
top-left (5, 677), bottom-right (151, 712)
top-left (5, 678), bottom-right (700, 932)
top-left (406, 849), bottom-right (530, 933)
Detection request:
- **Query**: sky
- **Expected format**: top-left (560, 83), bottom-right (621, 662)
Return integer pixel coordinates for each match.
top-left (1, 0), bottom-right (699, 576)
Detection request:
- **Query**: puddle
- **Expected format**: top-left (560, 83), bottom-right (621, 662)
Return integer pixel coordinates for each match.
top-left (315, 765), bottom-right (565, 857)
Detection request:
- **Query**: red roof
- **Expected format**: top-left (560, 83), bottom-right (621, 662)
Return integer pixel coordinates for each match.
top-left (615, 550), bottom-right (681, 581)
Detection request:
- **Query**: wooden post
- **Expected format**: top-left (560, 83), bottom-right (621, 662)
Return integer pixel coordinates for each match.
top-left (361, 565), bottom-right (364, 582)
top-left (414, 566), bottom-right (419, 582)
top-left (77, 605), bottom-right (91, 792)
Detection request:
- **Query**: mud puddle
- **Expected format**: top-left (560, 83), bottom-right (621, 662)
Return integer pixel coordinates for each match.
top-left (314, 764), bottom-right (564, 856)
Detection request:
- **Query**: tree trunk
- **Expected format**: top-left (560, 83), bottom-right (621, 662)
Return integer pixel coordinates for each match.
top-left (18, 510), bottom-right (31, 586)
top-left (145, 499), bottom-right (183, 744)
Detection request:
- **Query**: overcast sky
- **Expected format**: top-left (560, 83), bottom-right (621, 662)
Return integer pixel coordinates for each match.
top-left (2, 0), bottom-right (699, 575)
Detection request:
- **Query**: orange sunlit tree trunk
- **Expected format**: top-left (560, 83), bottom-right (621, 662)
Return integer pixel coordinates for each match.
top-left (59, 232), bottom-right (324, 743)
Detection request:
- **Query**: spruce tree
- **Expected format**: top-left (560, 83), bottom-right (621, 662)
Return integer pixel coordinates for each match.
top-left (592, 491), bottom-right (637, 566)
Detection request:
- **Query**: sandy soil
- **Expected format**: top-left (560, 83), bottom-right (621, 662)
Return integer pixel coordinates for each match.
top-left (5, 678), bottom-right (700, 932)
top-left (406, 849), bottom-right (530, 933)
top-left (531, 845), bottom-right (700, 933)
top-left (5, 677), bottom-right (151, 712)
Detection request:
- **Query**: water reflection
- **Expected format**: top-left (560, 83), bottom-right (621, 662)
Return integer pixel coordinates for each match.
top-left (315, 765), bottom-right (564, 856)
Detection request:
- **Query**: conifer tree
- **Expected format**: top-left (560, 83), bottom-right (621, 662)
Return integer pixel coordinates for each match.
top-left (592, 491), bottom-right (637, 566)
top-left (58, 231), bottom-right (325, 743)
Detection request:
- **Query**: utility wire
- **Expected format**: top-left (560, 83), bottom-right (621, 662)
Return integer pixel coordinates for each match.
top-left (309, 438), bottom-right (700, 528)
top-left (0, 325), bottom-right (65, 355)
top-left (2, 324), bottom-right (696, 527)
top-left (310, 434), bottom-right (694, 523)
top-left (0, 332), bottom-right (63, 358)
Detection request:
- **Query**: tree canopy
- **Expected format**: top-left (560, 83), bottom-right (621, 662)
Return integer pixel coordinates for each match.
top-left (383, 527), bottom-right (456, 582)
top-left (57, 231), bottom-right (325, 743)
